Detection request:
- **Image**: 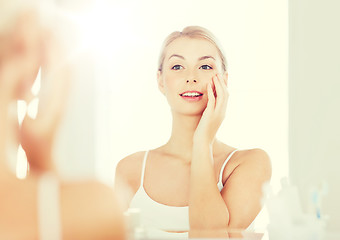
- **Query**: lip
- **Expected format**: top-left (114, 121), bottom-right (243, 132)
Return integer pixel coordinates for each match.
top-left (179, 91), bottom-right (204, 102)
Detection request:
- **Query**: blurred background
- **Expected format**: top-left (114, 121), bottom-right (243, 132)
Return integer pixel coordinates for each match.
top-left (10, 0), bottom-right (339, 232)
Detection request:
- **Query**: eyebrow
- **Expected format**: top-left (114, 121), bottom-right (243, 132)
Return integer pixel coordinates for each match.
top-left (168, 54), bottom-right (185, 60)
top-left (198, 55), bottom-right (216, 61)
top-left (168, 54), bottom-right (216, 61)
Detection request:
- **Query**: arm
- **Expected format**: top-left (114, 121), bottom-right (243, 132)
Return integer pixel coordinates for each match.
top-left (0, 11), bottom-right (41, 173)
top-left (223, 149), bottom-right (271, 229)
top-left (114, 152), bottom-right (145, 211)
top-left (189, 73), bottom-right (230, 234)
top-left (20, 30), bottom-right (71, 174)
top-left (189, 141), bottom-right (230, 238)
top-left (188, 74), bottom-right (272, 237)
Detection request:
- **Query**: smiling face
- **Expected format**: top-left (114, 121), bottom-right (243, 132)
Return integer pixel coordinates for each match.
top-left (158, 36), bottom-right (224, 116)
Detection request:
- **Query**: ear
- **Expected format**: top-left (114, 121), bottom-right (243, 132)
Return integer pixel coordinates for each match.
top-left (157, 71), bottom-right (166, 95)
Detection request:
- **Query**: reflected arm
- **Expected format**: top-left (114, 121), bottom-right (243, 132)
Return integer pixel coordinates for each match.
top-left (189, 143), bottom-right (271, 236)
top-left (189, 141), bottom-right (229, 232)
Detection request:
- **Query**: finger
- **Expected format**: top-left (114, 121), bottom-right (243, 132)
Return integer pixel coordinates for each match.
top-left (211, 76), bottom-right (217, 97)
top-left (215, 74), bottom-right (229, 118)
top-left (206, 82), bottom-right (216, 111)
top-left (224, 72), bottom-right (228, 87)
top-left (220, 73), bottom-right (229, 101)
top-left (222, 73), bottom-right (229, 104)
top-left (219, 74), bottom-right (229, 117)
top-left (214, 74), bottom-right (225, 110)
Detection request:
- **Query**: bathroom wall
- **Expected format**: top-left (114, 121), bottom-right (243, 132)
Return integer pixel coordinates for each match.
top-left (289, 0), bottom-right (340, 231)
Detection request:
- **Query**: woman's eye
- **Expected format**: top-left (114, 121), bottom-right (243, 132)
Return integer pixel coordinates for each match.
top-left (200, 65), bottom-right (213, 70)
top-left (172, 65), bottom-right (183, 70)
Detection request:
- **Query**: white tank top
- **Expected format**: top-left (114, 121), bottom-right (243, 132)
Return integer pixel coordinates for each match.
top-left (129, 150), bottom-right (238, 239)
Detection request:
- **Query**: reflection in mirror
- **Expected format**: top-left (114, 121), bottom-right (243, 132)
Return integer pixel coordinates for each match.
top-left (91, 1), bottom-right (287, 239)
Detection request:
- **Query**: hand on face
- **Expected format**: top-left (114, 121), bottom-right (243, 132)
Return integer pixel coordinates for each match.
top-left (20, 30), bottom-right (71, 174)
top-left (193, 73), bottom-right (229, 144)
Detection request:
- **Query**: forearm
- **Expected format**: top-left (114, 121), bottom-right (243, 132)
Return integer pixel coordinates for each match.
top-left (189, 140), bottom-right (229, 230)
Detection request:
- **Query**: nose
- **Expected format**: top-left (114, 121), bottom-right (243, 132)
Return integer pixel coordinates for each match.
top-left (185, 69), bottom-right (198, 83)
top-left (186, 79), bottom-right (197, 83)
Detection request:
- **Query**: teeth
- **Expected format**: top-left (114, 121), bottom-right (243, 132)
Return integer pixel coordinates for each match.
top-left (182, 92), bottom-right (202, 97)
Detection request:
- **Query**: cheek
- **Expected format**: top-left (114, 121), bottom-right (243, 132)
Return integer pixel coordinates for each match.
top-left (163, 72), bottom-right (183, 91)
top-left (199, 71), bottom-right (216, 83)
top-left (164, 77), bottom-right (177, 93)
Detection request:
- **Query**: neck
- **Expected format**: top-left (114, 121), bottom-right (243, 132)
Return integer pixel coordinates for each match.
top-left (164, 112), bottom-right (216, 162)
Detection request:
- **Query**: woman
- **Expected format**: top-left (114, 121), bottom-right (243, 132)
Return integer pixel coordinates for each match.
top-left (0, 2), bottom-right (125, 239)
top-left (115, 26), bottom-right (271, 238)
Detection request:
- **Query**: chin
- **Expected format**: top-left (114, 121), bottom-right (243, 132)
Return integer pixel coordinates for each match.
top-left (175, 105), bottom-right (206, 117)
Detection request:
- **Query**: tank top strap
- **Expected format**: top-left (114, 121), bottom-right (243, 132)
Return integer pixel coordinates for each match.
top-left (218, 149), bottom-right (238, 186)
top-left (37, 172), bottom-right (62, 240)
top-left (140, 150), bottom-right (149, 187)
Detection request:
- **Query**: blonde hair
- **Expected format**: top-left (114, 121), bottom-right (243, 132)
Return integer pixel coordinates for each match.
top-left (158, 26), bottom-right (227, 73)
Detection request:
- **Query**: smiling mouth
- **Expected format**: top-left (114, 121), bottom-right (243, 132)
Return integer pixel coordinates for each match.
top-left (179, 92), bottom-right (203, 97)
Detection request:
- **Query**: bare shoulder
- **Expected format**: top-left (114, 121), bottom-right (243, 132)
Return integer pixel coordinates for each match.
top-left (61, 181), bottom-right (125, 240)
top-left (235, 148), bottom-right (272, 178)
top-left (237, 148), bottom-right (270, 162)
top-left (222, 148), bottom-right (271, 183)
top-left (115, 151), bottom-right (145, 183)
top-left (116, 151), bottom-right (145, 173)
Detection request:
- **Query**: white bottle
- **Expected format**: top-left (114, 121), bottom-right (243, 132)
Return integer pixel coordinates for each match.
top-left (124, 208), bottom-right (147, 240)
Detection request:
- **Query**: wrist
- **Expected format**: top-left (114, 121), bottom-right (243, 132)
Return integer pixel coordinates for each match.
top-left (193, 138), bottom-right (213, 153)
top-left (193, 134), bottom-right (214, 146)
top-left (193, 137), bottom-right (209, 146)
